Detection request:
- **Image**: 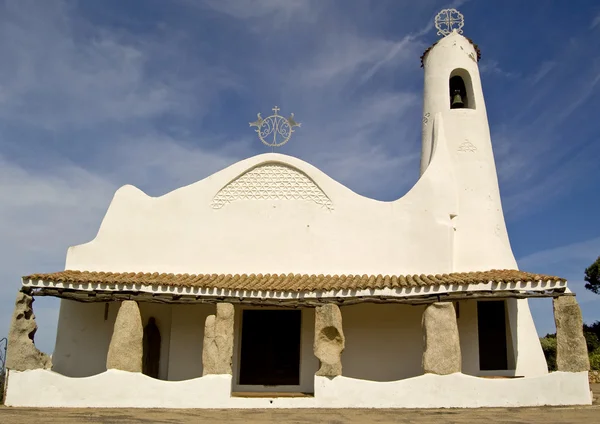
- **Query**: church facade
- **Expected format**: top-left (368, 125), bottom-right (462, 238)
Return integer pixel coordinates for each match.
top-left (3, 26), bottom-right (592, 408)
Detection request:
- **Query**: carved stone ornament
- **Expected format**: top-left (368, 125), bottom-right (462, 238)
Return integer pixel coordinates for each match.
top-left (211, 163), bottom-right (333, 210)
top-left (458, 141), bottom-right (477, 153)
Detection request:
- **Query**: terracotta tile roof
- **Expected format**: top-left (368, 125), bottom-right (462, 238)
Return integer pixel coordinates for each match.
top-left (420, 36), bottom-right (481, 67)
top-left (23, 269), bottom-right (564, 292)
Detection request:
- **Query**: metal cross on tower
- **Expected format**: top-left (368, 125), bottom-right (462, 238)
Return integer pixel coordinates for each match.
top-left (434, 8), bottom-right (464, 37)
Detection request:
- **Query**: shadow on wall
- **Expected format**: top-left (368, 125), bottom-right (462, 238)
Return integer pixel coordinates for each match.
top-left (341, 304), bottom-right (425, 381)
top-left (51, 300), bottom-right (215, 381)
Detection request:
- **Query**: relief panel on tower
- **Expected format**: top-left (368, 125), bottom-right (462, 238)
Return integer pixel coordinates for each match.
top-left (458, 141), bottom-right (477, 153)
top-left (211, 163), bottom-right (334, 210)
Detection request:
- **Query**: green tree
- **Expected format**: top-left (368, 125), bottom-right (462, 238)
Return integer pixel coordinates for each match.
top-left (585, 256), bottom-right (600, 294)
top-left (585, 321), bottom-right (600, 371)
top-left (539, 327), bottom-right (600, 371)
top-left (584, 321), bottom-right (600, 340)
top-left (540, 333), bottom-right (557, 371)
top-left (584, 331), bottom-right (600, 353)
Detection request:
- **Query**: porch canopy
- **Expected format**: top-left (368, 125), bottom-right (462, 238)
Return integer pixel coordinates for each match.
top-left (22, 269), bottom-right (569, 306)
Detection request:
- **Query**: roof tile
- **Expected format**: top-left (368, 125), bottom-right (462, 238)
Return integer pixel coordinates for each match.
top-left (22, 269), bottom-right (565, 293)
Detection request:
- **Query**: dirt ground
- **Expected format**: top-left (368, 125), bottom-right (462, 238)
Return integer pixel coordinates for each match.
top-left (1, 384), bottom-right (598, 424)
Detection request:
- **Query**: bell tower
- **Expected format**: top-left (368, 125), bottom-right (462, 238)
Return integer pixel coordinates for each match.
top-left (421, 10), bottom-right (517, 272)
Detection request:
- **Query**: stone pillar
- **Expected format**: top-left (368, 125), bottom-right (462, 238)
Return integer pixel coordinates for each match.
top-left (553, 296), bottom-right (590, 372)
top-left (202, 303), bottom-right (234, 375)
top-left (106, 300), bottom-right (143, 372)
top-left (314, 303), bottom-right (345, 377)
top-left (6, 290), bottom-right (52, 371)
top-left (422, 302), bottom-right (461, 375)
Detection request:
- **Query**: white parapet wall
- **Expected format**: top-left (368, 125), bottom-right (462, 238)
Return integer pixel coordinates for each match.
top-left (5, 369), bottom-right (591, 408)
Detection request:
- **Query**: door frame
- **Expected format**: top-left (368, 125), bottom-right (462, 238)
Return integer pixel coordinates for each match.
top-left (231, 305), bottom-right (317, 394)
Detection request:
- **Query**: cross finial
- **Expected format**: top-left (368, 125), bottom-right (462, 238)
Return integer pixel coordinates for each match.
top-left (250, 106), bottom-right (301, 149)
top-left (434, 8), bottom-right (464, 37)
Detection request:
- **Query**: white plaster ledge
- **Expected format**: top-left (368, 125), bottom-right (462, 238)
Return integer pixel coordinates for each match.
top-left (314, 372), bottom-right (592, 408)
top-left (4, 369), bottom-right (591, 408)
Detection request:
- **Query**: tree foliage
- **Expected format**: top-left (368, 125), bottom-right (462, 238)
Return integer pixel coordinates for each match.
top-left (584, 321), bottom-right (600, 340)
top-left (540, 322), bottom-right (600, 371)
top-left (585, 256), bottom-right (600, 294)
top-left (591, 352), bottom-right (600, 371)
top-left (540, 333), bottom-right (557, 371)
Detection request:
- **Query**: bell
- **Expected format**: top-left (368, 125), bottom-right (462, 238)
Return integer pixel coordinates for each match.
top-left (451, 89), bottom-right (464, 109)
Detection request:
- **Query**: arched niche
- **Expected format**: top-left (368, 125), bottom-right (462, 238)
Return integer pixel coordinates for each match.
top-left (449, 69), bottom-right (476, 110)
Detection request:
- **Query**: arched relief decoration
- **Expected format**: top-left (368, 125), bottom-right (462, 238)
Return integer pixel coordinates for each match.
top-left (211, 162), bottom-right (334, 210)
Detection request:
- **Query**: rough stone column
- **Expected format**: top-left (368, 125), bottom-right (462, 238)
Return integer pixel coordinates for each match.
top-left (6, 290), bottom-right (52, 371)
top-left (202, 303), bottom-right (234, 375)
top-left (106, 300), bottom-right (143, 372)
top-left (422, 302), bottom-right (461, 375)
top-left (553, 295), bottom-right (590, 372)
top-left (314, 303), bottom-right (345, 377)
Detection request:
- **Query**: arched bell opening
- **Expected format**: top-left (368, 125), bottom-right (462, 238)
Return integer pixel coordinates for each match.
top-left (143, 317), bottom-right (161, 379)
top-left (449, 69), bottom-right (476, 110)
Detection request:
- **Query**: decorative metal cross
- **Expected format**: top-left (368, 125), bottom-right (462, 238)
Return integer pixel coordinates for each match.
top-left (434, 8), bottom-right (464, 37)
top-left (249, 106), bottom-right (301, 150)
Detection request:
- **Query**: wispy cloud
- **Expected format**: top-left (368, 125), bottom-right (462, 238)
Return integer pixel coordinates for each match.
top-left (0, 0), bottom-right (241, 131)
top-left (490, 28), bottom-right (600, 220)
top-left (518, 236), bottom-right (600, 335)
top-left (591, 11), bottom-right (600, 29)
top-left (479, 59), bottom-right (519, 78)
top-left (530, 61), bottom-right (557, 84)
top-left (199, 0), bottom-right (316, 21)
top-left (295, 34), bottom-right (417, 88)
top-left (0, 154), bottom-right (116, 352)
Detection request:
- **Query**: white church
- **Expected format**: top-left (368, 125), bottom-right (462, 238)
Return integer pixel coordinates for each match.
top-left (4, 10), bottom-right (592, 408)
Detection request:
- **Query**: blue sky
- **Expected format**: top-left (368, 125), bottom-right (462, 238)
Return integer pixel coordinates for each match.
top-left (0, 0), bottom-right (599, 354)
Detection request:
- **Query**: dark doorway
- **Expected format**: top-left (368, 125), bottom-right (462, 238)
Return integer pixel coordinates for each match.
top-left (239, 310), bottom-right (301, 386)
top-left (143, 317), bottom-right (161, 378)
top-left (477, 301), bottom-right (509, 370)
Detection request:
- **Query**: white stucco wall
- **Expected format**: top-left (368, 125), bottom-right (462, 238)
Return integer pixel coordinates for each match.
top-left (5, 369), bottom-right (591, 408)
top-left (456, 300), bottom-right (480, 375)
top-left (457, 299), bottom-right (547, 377)
top-left (507, 299), bottom-right (549, 377)
top-left (138, 302), bottom-right (173, 380)
top-left (421, 31), bottom-right (517, 273)
top-left (52, 300), bottom-right (119, 377)
top-left (64, 147), bottom-right (457, 277)
top-left (51, 297), bottom-right (548, 386)
top-left (341, 304), bottom-right (425, 381)
top-left (167, 303), bottom-right (214, 381)
top-left (52, 301), bottom-right (176, 379)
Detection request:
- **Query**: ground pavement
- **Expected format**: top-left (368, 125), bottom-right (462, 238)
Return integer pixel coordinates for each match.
top-left (1, 384), bottom-right (598, 423)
